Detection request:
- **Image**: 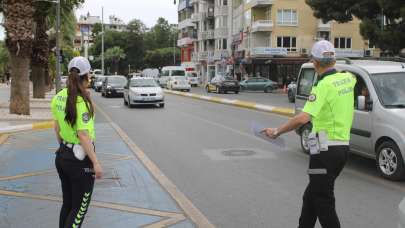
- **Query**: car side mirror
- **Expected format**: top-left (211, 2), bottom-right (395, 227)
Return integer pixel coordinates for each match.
top-left (357, 96), bottom-right (366, 110)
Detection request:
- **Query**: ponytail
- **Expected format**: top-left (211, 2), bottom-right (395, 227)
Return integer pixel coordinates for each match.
top-left (65, 68), bottom-right (95, 127)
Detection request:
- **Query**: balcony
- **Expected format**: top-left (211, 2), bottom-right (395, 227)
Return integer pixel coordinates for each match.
top-left (318, 20), bottom-right (331, 31)
top-left (214, 50), bottom-right (230, 60)
top-left (199, 29), bottom-right (215, 40)
top-left (214, 5), bottom-right (228, 16)
top-left (214, 28), bottom-right (228, 38)
top-left (177, 37), bottom-right (195, 47)
top-left (178, 18), bottom-right (195, 30)
top-left (250, 0), bottom-right (274, 8)
top-left (250, 47), bottom-right (288, 57)
top-left (251, 20), bottom-right (273, 32)
top-left (191, 12), bottom-right (205, 22)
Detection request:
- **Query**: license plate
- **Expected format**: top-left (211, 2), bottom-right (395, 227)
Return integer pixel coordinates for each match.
top-left (144, 97), bottom-right (154, 101)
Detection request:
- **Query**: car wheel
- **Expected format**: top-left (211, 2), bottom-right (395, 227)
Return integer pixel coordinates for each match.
top-left (288, 90), bottom-right (295, 103)
top-left (240, 86), bottom-right (245, 92)
top-left (159, 103), bottom-right (165, 108)
top-left (264, 87), bottom-right (269, 93)
top-left (101, 91), bottom-right (105, 97)
top-left (377, 140), bottom-right (405, 181)
top-left (300, 124), bottom-right (312, 154)
top-left (124, 97), bottom-right (128, 106)
top-left (235, 91), bottom-right (239, 94)
top-left (186, 90), bottom-right (190, 92)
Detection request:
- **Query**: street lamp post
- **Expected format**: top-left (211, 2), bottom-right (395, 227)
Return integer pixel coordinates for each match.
top-left (55, 0), bottom-right (61, 92)
top-left (101, 6), bottom-right (105, 75)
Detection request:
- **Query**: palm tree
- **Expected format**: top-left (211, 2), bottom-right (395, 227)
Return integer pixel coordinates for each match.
top-left (31, 0), bottom-right (84, 98)
top-left (105, 46), bottom-right (126, 74)
top-left (3, 0), bottom-right (35, 115)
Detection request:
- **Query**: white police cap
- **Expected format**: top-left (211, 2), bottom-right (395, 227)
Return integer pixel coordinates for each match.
top-left (311, 40), bottom-right (336, 60)
top-left (68, 56), bottom-right (91, 76)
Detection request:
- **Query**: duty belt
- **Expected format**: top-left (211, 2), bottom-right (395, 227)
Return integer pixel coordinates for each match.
top-left (327, 140), bottom-right (349, 146)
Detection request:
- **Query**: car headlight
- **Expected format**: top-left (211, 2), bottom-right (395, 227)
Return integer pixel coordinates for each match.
top-left (107, 85), bottom-right (112, 89)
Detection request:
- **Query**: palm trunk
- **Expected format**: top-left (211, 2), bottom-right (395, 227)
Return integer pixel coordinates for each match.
top-left (9, 53), bottom-right (30, 115)
top-left (4, 0), bottom-right (34, 115)
top-left (32, 65), bottom-right (45, 97)
top-left (31, 14), bottom-right (48, 98)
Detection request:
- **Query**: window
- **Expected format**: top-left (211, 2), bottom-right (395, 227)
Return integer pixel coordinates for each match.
top-left (297, 68), bottom-right (316, 97)
top-left (277, 36), bottom-right (297, 52)
top-left (277, 9), bottom-right (298, 26)
top-left (334, 37), bottom-right (352, 49)
top-left (223, 39), bottom-right (227, 49)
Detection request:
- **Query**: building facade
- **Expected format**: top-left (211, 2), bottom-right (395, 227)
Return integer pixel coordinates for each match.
top-left (178, 0), bottom-right (380, 84)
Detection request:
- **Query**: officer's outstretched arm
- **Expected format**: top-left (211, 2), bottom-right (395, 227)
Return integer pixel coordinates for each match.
top-left (264, 112), bottom-right (311, 138)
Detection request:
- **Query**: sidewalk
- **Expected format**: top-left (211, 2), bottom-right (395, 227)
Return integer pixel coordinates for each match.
top-left (0, 123), bottom-right (196, 227)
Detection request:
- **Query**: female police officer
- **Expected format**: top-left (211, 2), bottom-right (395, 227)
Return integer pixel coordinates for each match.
top-left (51, 56), bottom-right (103, 228)
top-left (263, 40), bottom-right (356, 228)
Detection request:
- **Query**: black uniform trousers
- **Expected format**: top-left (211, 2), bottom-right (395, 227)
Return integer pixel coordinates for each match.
top-left (298, 145), bottom-right (349, 228)
top-left (55, 144), bottom-right (95, 228)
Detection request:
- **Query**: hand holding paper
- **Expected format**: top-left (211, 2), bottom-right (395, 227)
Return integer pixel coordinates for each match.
top-left (251, 122), bottom-right (286, 149)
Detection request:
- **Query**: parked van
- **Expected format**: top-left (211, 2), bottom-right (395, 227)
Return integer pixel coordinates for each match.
top-left (295, 59), bottom-right (405, 180)
top-left (159, 66), bottom-right (186, 88)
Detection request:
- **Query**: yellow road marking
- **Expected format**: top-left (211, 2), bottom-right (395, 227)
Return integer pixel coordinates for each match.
top-left (0, 134), bottom-right (9, 145)
top-left (32, 121), bottom-right (54, 131)
top-left (96, 104), bottom-right (215, 228)
top-left (0, 189), bottom-right (186, 226)
top-left (0, 170), bottom-right (54, 181)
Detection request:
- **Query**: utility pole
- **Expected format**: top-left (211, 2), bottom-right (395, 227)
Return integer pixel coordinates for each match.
top-left (55, 0), bottom-right (61, 92)
top-left (102, 6), bottom-right (105, 75)
top-left (173, 31), bottom-right (176, 65)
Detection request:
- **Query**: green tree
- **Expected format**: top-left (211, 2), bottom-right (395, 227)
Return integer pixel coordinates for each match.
top-left (92, 23), bottom-right (102, 38)
top-left (0, 41), bottom-right (9, 80)
top-left (104, 46), bottom-right (126, 74)
top-left (144, 47), bottom-right (180, 68)
top-left (306, 0), bottom-right (405, 55)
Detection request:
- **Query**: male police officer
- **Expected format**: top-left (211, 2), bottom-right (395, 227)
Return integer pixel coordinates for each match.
top-left (264, 40), bottom-right (356, 228)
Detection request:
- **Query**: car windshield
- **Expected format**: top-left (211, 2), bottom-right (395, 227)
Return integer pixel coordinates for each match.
top-left (370, 72), bottom-right (405, 108)
top-left (171, 70), bottom-right (185, 76)
top-left (130, 79), bottom-right (158, 87)
top-left (108, 77), bottom-right (126, 85)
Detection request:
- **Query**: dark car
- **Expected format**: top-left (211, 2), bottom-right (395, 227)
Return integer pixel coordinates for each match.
top-left (101, 76), bottom-right (127, 98)
top-left (206, 75), bottom-right (240, 94)
top-left (93, 76), bottom-right (106, 92)
top-left (239, 77), bottom-right (278, 93)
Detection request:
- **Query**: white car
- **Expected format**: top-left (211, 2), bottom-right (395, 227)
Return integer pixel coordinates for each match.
top-left (186, 72), bottom-right (199, 87)
top-left (167, 76), bottom-right (191, 92)
top-left (60, 76), bottom-right (68, 88)
top-left (123, 77), bottom-right (164, 108)
top-left (159, 66), bottom-right (186, 88)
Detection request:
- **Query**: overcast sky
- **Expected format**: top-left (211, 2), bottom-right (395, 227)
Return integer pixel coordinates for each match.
top-left (75, 0), bottom-right (178, 28)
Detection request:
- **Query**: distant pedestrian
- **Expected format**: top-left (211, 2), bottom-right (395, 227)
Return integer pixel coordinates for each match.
top-left (5, 71), bottom-right (10, 85)
top-left (51, 56), bottom-right (103, 228)
top-left (262, 40), bottom-right (356, 228)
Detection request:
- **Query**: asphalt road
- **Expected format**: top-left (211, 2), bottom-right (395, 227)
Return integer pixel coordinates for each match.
top-left (189, 86), bottom-right (295, 109)
top-left (92, 90), bottom-right (405, 228)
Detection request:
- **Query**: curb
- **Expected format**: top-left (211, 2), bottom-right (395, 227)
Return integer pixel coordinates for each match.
top-left (163, 89), bottom-right (295, 117)
top-left (0, 121), bottom-right (54, 134)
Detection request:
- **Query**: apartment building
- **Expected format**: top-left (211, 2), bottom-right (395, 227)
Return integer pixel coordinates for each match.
top-left (74, 13), bottom-right (127, 56)
top-left (178, 0), bottom-right (233, 83)
top-left (178, 0), bottom-right (379, 84)
top-left (233, 0), bottom-right (380, 83)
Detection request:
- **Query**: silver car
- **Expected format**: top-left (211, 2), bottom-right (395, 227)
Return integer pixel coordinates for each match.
top-left (295, 59), bottom-right (405, 180)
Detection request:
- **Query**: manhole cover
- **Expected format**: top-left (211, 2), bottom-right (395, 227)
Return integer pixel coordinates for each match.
top-left (204, 148), bottom-right (275, 161)
top-left (222, 149), bottom-right (256, 157)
